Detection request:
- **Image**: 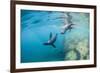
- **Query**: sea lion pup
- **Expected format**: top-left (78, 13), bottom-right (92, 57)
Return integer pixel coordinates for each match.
top-left (43, 32), bottom-right (57, 48)
top-left (61, 23), bottom-right (75, 34)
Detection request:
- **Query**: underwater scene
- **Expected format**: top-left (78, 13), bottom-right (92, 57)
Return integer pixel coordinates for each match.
top-left (21, 9), bottom-right (90, 63)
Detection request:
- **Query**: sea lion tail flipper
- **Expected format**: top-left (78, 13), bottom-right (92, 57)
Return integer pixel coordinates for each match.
top-left (51, 44), bottom-right (56, 48)
top-left (43, 42), bottom-right (48, 45)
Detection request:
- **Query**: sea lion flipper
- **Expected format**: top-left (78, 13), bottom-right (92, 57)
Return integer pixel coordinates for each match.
top-left (51, 44), bottom-right (56, 48)
top-left (49, 32), bottom-right (52, 39)
top-left (43, 42), bottom-right (48, 45)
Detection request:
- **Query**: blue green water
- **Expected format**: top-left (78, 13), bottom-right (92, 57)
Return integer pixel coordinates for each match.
top-left (21, 10), bottom-right (90, 63)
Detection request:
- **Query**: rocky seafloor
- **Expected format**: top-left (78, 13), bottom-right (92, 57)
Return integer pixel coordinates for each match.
top-left (63, 13), bottom-right (90, 60)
